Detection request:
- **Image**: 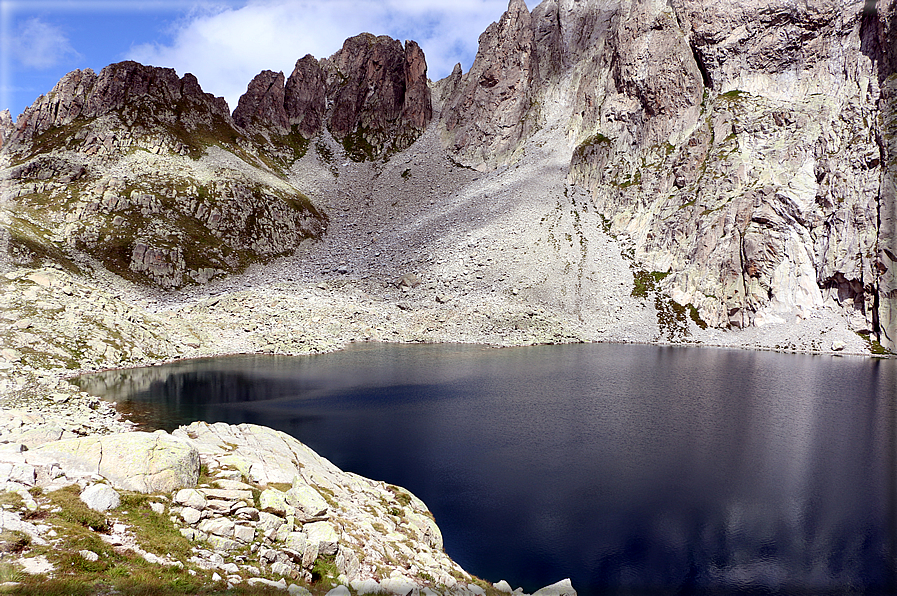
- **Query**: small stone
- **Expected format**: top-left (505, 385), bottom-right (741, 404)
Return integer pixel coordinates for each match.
top-left (212, 572), bottom-right (222, 582)
top-left (149, 501), bottom-right (165, 515)
top-left (80, 483), bottom-right (120, 511)
top-left (351, 579), bottom-right (382, 595)
top-left (235, 506), bottom-right (260, 521)
top-left (259, 488), bottom-right (288, 514)
top-left (234, 524), bottom-right (255, 543)
top-left (207, 535), bottom-right (240, 551)
top-left (198, 517), bottom-right (234, 537)
top-left (0, 349), bottom-right (21, 363)
top-left (831, 340), bottom-right (846, 351)
top-left (270, 561), bottom-right (293, 577)
top-left (221, 562), bottom-right (240, 574)
top-left (494, 580), bottom-right (513, 593)
top-left (289, 585), bottom-right (313, 596)
top-left (325, 587), bottom-right (350, 596)
top-left (284, 531), bottom-right (305, 552)
top-left (79, 550), bottom-right (99, 562)
top-left (181, 507), bottom-right (202, 524)
top-left (249, 578), bottom-right (288, 589)
top-left (304, 521), bottom-right (339, 555)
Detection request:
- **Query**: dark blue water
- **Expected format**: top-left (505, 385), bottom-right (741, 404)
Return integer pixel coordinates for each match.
top-left (75, 343), bottom-right (897, 595)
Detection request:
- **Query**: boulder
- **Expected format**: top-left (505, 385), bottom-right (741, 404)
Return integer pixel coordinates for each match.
top-left (80, 483), bottom-right (120, 511)
top-left (533, 578), bottom-right (576, 596)
top-left (35, 431), bottom-right (199, 493)
top-left (286, 482), bottom-right (329, 517)
top-left (303, 521), bottom-right (339, 556)
top-left (173, 488), bottom-right (207, 510)
top-left (259, 488), bottom-right (289, 514)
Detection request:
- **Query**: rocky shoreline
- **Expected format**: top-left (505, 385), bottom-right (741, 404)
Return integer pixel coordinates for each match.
top-left (0, 360), bottom-right (582, 596)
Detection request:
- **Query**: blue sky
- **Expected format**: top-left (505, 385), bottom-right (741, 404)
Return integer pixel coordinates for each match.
top-left (1, 0), bottom-right (511, 120)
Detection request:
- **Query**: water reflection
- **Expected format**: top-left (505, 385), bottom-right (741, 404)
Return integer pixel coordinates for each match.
top-left (75, 343), bottom-right (897, 595)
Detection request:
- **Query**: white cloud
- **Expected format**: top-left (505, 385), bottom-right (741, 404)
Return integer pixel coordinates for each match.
top-left (127, 0), bottom-right (509, 112)
top-left (11, 17), bottom-right (80, 69)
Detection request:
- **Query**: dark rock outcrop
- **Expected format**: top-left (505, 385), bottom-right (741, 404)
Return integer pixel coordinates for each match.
top-left (441, 0), bottom-right (539, 167)
top-left (6, 61), bottom-right (233, 152)
top-left (234, 34), bottom-right (432, 160)
top-left (233, 70), bottom-right (289, 133)
top-left (284, 55), bottom-right (327, 139)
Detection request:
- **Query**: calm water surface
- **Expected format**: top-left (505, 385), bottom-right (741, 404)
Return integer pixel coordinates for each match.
top-left (76, 343), bottom-right (897, 595)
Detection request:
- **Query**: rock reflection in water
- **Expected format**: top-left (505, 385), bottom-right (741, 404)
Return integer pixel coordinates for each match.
top-left (75, 343), bottom-right (896, 596)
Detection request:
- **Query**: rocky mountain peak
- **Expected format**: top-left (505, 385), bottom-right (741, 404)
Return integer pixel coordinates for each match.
top-left (3, 61), bottom-right (233, 156)
top-left (284, 54), bottom-right (327, 139)
top-left (233, 70), bottom-right (289, 133)
top-left (235, 33), bottom-right (432, 160)
top-left (440, 0), bottom-right (539, 167)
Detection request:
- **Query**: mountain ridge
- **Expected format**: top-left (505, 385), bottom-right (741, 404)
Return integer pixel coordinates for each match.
top-left (0, 0), bottom-right (894, 369)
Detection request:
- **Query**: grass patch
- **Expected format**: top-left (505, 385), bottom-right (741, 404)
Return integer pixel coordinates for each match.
top-left (118, 494), bottom-right (192, 562)
top-left (631, 270), bottom-right (670, 299)
top-left (858, 332), bottom-right (893, 355)
top-left (386, 485), bottom-right (412, 508)
top-left (310, 554), bottom-right (339, 583)
top-left (49, 485), bottom-right (109, 532)
top-left (688, 304), bottom-right (708, 330)
top-left (0, 530), bottom-right (31, 554)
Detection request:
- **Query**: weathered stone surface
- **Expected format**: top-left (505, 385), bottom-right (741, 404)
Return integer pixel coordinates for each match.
top-left (303, 521), bottom-right (339, 556)
top-left (80, 483), bottom-right (120, 511)
top-left (283, 531), bottom-right (306, 553)
top-left (233, 70), bottom-right (289, 133)
top-left (198, 517), bottom-right (235, 538)
top-left (180, 506), bottom-right (202, 524)
top-left (441, 0), bottom-right (539, 168)
top-left (284, 55), bottom-right (327, 139)
top-left (174, 488), bottom-right (207, 510)
top-left (286, 482), bottom-right (329, 516)
top-left (533, 578), bottom-right (576, 596)
top-left (35, 431), bottom-right (199, 493)
top-left (233, 524), bottom-right (256, 543)
top-left (259, 488), bottom-right (289, 514)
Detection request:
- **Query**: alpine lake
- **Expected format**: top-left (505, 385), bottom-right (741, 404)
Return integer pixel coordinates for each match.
top-left (74, 342), bottom-right (897, 596)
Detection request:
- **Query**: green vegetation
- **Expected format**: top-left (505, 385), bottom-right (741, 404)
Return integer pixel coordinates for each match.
top-left (719, 89), bottom-right (747, 101)
top-left (858, 332), bottom-right (893, 355)
top-left (572, 133), bottom-right (612, 161)
top-left (631, 270), bottom-right (670, 299)
top-left (341, 126), bottom-right (381, 162)
top-left (310, 555), bottom-right (339, 583)
top-left (386, 485), bottom-right (412, 508)
top-left (631, 270), bottom-right (706, 340)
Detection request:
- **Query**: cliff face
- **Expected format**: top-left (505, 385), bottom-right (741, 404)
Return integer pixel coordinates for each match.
top-left (440, 0), bottom-right (896, 349)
